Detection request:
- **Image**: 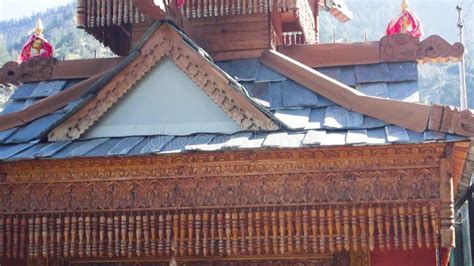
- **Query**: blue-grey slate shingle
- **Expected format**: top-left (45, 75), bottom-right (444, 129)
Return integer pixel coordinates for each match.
top-left (9, 83), bottom-right (37, 100)
top-left (30, 80), bottom-right (67, 98)
top-left (274, 109), bottom-right (311, 129)
top-left (281, 80), bottom-right (319, 108)
top-left (107, 137), bottom-right (145, 155)
top-left (256, 64), bottom-right (287, 83)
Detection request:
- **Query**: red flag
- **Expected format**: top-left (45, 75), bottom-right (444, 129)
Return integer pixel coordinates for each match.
top-left (386, 10), bottom-right (423, 38)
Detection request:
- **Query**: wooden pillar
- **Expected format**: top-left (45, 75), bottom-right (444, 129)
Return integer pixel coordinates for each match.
top-left (439, 158), bottom-right (455, 266)
top-left (77, 0), bottom-right (88, 29)
top-left (314, 2), bottom-right (320, 43)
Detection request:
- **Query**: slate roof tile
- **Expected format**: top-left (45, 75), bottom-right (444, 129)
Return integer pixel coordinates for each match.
top-left (9, 83), bottom-right (37, 100)
top-left (423, 131), bottom-right (446, 141)
top-left (34, 141), bottom-right (71, 158)
top-left (223, 133), bottom-right (253, 149)
top-left (160, 136), bottom-right (195, 153)
top-left (385, 126), bottom-right (410, 143)
top-left (387, 81), bottom-right (419, 102)
top-left (228, 59), bottom-right (260, 81)
top-left (302, 130), bottom-right (326, 145)
top-left (339, 67), bottom-right (357, 87)
top-left (346, 130), bottom-right (368, 144)
top-left (84, 138), bottom-right (123, 157)
top-left (305, 108), bottom-right (326, 129)
top-left (407, 130), bottom-right (424, 143)
top-left (388, 62), bottom-right (418, 82)
top-left (263, 132), bottom-right (304, 148)
top-left (239, 133), bottom-right (267, 149)
top-left (106, 137), bottom-right (145, 155)
top-left (30, 80), bottom-right (67, 98)
top-left (185, 134), bottom-right (216, 151)
top-left (281, 80), bottom-right (319, 108)
top-left (5, 112), bottom-right (67, 143)
top-left (256, 64), bottom-right (287, 83)
top-left (274, 109), bottom-right (311, 129)
top-left (355, 83), bottom-right (389, 98)
top-left (321, 132), bottom-right (347, 146)
top-left (9, 143), bottom-right (49, 160)
top-left (0, 142), bottom-right (36, 160)
top-left (362, 116), bottom-right (387, 129)
top-left (138, 135), bottom-right (175, 154)
top-left (1, 100), bottom-right (27, 115)
top-left (52, 138), bottom-right (109, 158)
top-left (0, 128), bottom-right (18, 142)
top-left (324, 106), bottom-right (363, 129)
top-left (366, 128), bottom-right (388, 144)
top-left (355, 63), bottom-right (391, 83)
top-left (317, 67), bottom-right (341, 81)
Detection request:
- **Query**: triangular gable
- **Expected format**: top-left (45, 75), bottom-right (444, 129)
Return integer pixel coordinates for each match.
top-left (48, 23), bottom-right (277, 141)
top-left (83, 58), bottom-right (241, 138)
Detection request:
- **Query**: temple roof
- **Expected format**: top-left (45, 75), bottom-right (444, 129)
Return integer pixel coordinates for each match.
top-left (0, 21), bottom-right (470, 162)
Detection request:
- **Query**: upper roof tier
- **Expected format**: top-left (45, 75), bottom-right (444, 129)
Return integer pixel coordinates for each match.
top-left (76, 0), bottom-right (353, 57)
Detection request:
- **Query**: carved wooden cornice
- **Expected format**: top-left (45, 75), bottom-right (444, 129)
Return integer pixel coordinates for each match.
top-left (48, 23), bottom-right (278, 141)
top-left (278, 34), bottom-right (464, 68)
top-left (380, 34), bottom-right (465, 64)
top-left (0, 144), bottom-right (445, 182)
top-left (0, 57), bottom-right (123, 86)
top-left (0, 57), bottom-right (55, 85)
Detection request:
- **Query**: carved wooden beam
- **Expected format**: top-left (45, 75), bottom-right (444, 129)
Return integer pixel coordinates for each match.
top-left (0, 57), bottom-right (55, 85)
top-left (380, 34), bottom-right (464, 64)
top-left (0, 57), bottom-right (123, 86)
top-left (278, 34), bottom-right (464, 68)
top-left (429, 104), bottom-right (474, 137)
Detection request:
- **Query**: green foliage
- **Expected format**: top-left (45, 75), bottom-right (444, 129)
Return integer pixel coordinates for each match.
top-left (0, 3), bottom-right (113, 62)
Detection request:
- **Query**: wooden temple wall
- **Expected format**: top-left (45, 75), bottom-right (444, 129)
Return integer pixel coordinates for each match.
top-left (0, 144), bottom-right (456, 264)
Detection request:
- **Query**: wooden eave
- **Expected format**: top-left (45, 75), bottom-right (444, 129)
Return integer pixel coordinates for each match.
top-left (0, 73), bottom-right (104, 132)
top-left (0, 57), bottom-right (123, 85)
top-left (47, 22), bottom-right (278, 141)
top-left (277, 34), bottom-right (465, 68)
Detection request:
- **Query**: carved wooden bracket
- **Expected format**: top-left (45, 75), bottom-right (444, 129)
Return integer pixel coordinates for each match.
top-left (429, 104), bottom-right (474, 137)
top-left (380, 34), bottom-right (464, 64)
top-left (0, 57), bottom-right (56, 85)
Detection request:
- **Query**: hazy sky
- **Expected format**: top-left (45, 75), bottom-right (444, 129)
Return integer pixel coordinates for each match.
top-left (0, 0), bottom-right (73, 21)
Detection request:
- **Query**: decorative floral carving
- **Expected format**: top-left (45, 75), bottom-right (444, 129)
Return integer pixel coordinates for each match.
top-left (0, 57), bottom-right (56, 85)
top-left (380, 34), bottom-right (464, 63)
top-left (0, 145), bottom-right (444, 183)
top-left (0, 168), bottom-right (439, 213)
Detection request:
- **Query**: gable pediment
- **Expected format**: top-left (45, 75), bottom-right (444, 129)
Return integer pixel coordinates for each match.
top-left (48, 23), bottom-right (278, 141)
top-left (84, 58), bottom-right (241, 138)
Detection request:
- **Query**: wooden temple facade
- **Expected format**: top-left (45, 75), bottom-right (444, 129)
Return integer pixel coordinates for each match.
top-left (0, 1), bottom-right (472, 265)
